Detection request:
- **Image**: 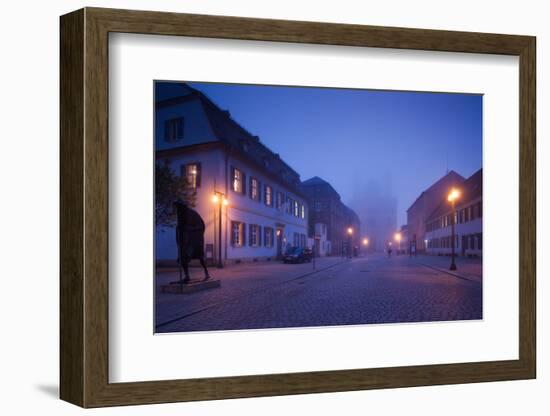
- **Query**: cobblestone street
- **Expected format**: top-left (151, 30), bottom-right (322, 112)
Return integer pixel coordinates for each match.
top-left (155, 253), bottom-right (482, 333)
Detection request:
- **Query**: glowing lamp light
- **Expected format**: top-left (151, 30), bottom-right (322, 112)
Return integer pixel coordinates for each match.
top-left (394, 232), bottom-right (402, 242)
top-left (212, 194), bottom-right (219, 204)
top-left (363, 238), bottom-right (369, 246)
top-left (222, 198), bottom-right (229, 206)
top-left (347, 227), bottom-right (353, 235)
top-left (448, 188), bottom-right (461, 202)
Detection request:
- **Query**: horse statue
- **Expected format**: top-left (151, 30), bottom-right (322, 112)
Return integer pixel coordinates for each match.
top-left (173, 199), bottom-right (211, 283)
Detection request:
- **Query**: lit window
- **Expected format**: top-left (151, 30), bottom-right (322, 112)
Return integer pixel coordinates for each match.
top-left (301, 204), bottom-right (306, 219)
top-left (232, 168), bottom-right (244, 194)
top-left (294, 201), bottom-right (299, 217)
top-left (182, 163), bottom-right (201, 188)
top-left (250, 178), bottom-right (260, 201)
top-left (164, 117), bottom-right (184, 142)
top-left (265, 185), bottom-right (273, 206)
top-left (231, 222), bottom-right (245, 247)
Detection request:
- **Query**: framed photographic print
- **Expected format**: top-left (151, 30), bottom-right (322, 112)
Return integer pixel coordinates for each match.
top-left (60, 7), bottom-right (536, 408)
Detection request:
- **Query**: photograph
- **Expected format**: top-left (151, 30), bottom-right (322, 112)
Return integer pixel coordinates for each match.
top-left (154, 81), bottom-right (483, 333)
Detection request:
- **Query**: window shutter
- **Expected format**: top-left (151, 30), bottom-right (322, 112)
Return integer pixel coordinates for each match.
top-left (258, 226), bottom-right (262, 246)
top-left (249, 224), bottom-right (253, 246)
top-left (241, 223), bottom-right (246, 246)
top-left (230, 222), bottom-right (236, 247)
top-left (177, 117), bottom-right (184, 139)
top-left (242, 172), bottom-right (247, 195)
top-left (195, 163), bottom-right (202, 187)
top-left (257, 181), bottom-right (262, 202)
top-left (164, 120), bottom-right (170, 141)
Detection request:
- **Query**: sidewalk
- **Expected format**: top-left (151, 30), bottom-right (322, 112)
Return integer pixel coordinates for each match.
top-left (155, 256), bottom-right (349, 328)
top-left (412, 254), bottom-right (482, 283)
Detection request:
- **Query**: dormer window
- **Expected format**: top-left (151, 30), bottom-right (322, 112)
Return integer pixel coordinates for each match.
top-left (164, 117), bottom-right (184, 142)
top-left (240, 140), bottom-right (249, 152)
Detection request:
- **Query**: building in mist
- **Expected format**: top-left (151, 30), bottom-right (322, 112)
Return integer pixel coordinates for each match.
top-left (398, 224), bottom-right (408, 255)
top-left (350, 179), bottom-right (398, 252)
top-left (406, 170), bottom-right (465, 254)
top-left (302, 176), bottom-right (361, 256)
top-left (425, 169), bottom-right (482, 257)
top-left (155, 82), bottom-right (309, 265)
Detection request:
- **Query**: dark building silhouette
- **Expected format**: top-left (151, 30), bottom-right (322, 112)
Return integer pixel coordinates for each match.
top-left (302, 176), bottom-right (361, 256)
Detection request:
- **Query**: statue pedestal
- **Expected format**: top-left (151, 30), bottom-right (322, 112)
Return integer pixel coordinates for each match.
top-left (161, 279), bottom-right (221, 294)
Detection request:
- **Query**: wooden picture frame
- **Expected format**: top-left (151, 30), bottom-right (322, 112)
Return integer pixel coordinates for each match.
top-left (60, 7), bottom-right (536, 408)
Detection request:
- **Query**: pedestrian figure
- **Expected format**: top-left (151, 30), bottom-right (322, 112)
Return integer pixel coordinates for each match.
top-left (174, 199), bottom-right (211, 283)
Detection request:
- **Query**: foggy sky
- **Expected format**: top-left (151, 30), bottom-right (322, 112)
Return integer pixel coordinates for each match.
top-left (188, 81), bottom-right (482, 225)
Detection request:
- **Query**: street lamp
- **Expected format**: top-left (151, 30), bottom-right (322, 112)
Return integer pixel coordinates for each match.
top-left (362, 237), bottom-right (369, 257)
top-left (394, 232), bottom-right (402, 255)
top-left (347, 227), bottom-right (353, 258)
top-left (447, 188), bottom-right (461, 271)
top-left (212, 191), bottom-right (228, 268)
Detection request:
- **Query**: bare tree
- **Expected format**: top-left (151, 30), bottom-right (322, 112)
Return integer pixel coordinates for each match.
top-left (155, 161), bottom-right (196, 227)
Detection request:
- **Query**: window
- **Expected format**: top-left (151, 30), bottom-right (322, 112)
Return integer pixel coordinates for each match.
top-left (293, 232), bottom-right (299, 247)
top-left (164, 117), bottom-right (184, 142)
top-left (232, 167), bottom-right (245, 194)
top-left (264, 227), bottom-right (274, 248)
top-left (181, 163), bottom-right (201, 189)
top-left (231, 222), bottom-right (245, 247)
top-left (264, 185), bottom-right (273, 207)
top-left (286, 197), bottom-right (292, 214)
top-left (250, 177), bottom-right (260, 201)
top-left (276, 192), bottom-right (283, 210)
top-left (249, 224), bottom-right (261, 247)
top-left (294, 200), bottom-right (299, 217)
top-left (301, 204), bottom-right (306, 219)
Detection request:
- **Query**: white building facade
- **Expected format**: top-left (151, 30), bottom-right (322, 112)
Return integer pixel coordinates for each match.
top-left (424, 169), bottom-right (483, 258)
top-left (155, 82), bottom-right (309, 266)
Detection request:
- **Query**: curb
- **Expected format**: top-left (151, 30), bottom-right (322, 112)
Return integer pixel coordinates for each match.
top-left (416, 262), bottom-right (480, 283)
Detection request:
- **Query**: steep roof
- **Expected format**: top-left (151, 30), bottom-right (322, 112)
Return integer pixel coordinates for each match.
top-left (406, 170), bottom-right (465, 212)
top-left (426, 168), bottom-right (483, 222)
top-left (302, 176), bottom-right (341, 200)
top-left (156, 82), bottom-right (305, 195)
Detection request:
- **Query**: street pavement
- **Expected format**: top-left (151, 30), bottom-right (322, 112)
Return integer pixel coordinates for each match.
top-left (155, 253), bottom-right (482, 333)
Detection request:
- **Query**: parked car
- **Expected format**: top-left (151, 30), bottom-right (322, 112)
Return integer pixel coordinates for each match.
top-left (283, 247), bottom-right (313, 263)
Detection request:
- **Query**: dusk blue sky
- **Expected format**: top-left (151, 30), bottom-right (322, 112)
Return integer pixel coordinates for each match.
top-left (187, 82), bottom-right (482, 225)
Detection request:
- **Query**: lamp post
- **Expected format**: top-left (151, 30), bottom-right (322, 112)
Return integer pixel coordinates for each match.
top-left (347, 227), bottom-right (353, 259)
top-left (212, 192), bottom-right (228, 268)
top-left (394, 232), bottom-right (402, 255)
top-left (447, 188), bottom-right (460, 271)
top-left (362, 237), bottom-right (369, 257)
